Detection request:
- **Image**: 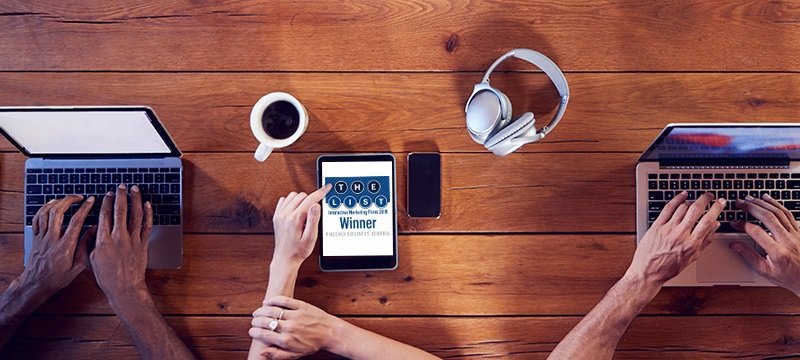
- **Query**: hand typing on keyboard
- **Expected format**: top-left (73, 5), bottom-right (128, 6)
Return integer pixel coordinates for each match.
top-left (731, 194), bottom-right (800, 296)
top-left (20, 195), bottom-right (96, 296)
top-left (627, 191), bottom-right (726, 288)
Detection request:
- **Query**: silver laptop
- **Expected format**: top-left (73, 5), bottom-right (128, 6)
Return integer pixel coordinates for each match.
top-left (636, 123), bottom-right (800, 286)
top-left (0, 106), bottom-right (183, 269)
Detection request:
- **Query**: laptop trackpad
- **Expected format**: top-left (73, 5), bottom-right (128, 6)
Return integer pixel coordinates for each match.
top-left (697, 237), bottom-right (755, 283)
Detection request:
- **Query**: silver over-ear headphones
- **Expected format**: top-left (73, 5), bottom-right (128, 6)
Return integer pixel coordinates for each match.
top-left (465, 49), bottom-right (570, 156)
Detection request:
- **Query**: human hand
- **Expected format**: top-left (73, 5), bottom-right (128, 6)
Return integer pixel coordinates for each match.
top-left (271, 184), bottom-right (332, 270)
top-left (22, 195), bottom-right (96, 296)
top-left (731, 194), bottom-right (800, 296)
top-left (90, 185), bottom-right (153, 307)
top-left (626, 191), bottom-right (725, 288)
top-left (249, 296), bottom-right (340, 360)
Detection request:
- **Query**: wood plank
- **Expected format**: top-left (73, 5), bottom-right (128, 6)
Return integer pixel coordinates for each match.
top-left (0, 72), bottom-right (798, 153)
top-left (4, 315), bottom-right (800, 359)
top-left (2, 234), bottom-right (799, 316)
top-left (0, 152), bottom-right (638, 233)
top-left (1, 1), bottom-right (799, 71)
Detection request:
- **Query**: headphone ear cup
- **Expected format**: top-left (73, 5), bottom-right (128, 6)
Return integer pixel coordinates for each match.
top-left (494, 90), bottom-right (513, 131)
top-left (485, 112), bottom-right (535, 150)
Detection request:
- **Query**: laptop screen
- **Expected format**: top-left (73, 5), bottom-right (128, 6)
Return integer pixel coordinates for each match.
top-left (0, 108), bottom-right (180, 157)
top-left (640, 125), bottom-right (800, 162)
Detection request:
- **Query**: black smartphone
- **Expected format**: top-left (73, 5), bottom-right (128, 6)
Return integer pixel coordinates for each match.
top-left (407, 152), bottom-right (441, 218)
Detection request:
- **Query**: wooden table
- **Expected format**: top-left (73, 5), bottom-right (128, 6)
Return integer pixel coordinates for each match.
top-left (1, 1), bottom-right (800, 358)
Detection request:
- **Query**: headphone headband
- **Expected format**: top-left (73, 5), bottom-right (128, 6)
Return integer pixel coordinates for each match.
top-left (480, 49), bottom-right (570, 141)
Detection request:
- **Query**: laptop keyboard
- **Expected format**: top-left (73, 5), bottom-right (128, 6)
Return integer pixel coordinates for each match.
top-left (25, 167), bottom-right (181, 227)
top-left (647, 172), bottom-right (800, 232)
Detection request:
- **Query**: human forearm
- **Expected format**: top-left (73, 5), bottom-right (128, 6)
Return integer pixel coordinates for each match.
top-left (548, 274), bottom-right (659, 360)
top-left (0, 274), bottom-right (51, 349)
top-left (110, 288), bottom-right (194, 360)
top-left (328, 317), bottom-right (440, 360)
top-left (247, 261), bottom-right (301, 360)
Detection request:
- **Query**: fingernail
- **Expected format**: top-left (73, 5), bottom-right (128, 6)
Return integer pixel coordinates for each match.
top-left (745, 195), bottom-right (754, 201)
top-left (87, 196), bottom-right (95, 203)
top-left (132, 185), bottom-right (139, 192)
top-left (119, 184), bottom-right (126, 189)
top-left (681, 190), bottom-right (688, 196)
top-left (47, 199), bottom-right (57, 204)
top-left (764, 193), bottom-right (772, 200)
top-left (107, 191), bottom-right (114, 196)
top-left (145, 201), bottom-right (151, 208)
top-left (718, 198), bottom-right (726, 204)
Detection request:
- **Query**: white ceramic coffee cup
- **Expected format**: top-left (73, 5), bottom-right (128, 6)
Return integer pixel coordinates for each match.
top-left (250, 92), bottom-right (308, 162)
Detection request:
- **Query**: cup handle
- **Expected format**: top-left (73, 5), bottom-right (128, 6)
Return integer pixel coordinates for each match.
top-left (255, 143), bottom-right (273, 162)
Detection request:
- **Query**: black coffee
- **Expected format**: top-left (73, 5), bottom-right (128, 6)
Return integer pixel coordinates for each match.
top-left (262, 100), bottom-right (300, 140)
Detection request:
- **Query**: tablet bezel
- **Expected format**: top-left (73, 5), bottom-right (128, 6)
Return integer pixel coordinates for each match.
top-left (317, 154), bottom-right (398, 271)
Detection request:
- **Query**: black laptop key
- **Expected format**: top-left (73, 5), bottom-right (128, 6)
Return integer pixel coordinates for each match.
top-left (107, 168), bottom-right (116, 173)
top-left (144, 174), bottom-right (154, 183)
top-left (778, 180), bottom-right (786, 189)
top-left (686, 191), bottom-right (696, 200)
top-left (112, 174), bottom-right (122, 184)
top-left (43, 169), bottom-right (53, 173)
top-left (665, 191), bottom-right (675, 200)
top-left (649, 201), bottom-right (666, 211)
top-left (717, 223), bottom-right (737, 233)
top-left (680, 174), bottom-right (690, 179)
top-left (26, 185), bottom-right (42, 194)
top-left (749, 190), bottom-right (759, 198)
top-left (157, 215), bottom-right (169, 225)
top-left (680, 180), bottom-right (689, 189)
top-left (91, 174), bottom-right (101, 183)
top-left (712, 180), bottom-right (722, 189)
top-left (794, 211), bottom-right (800, 220)
top-left (101, 174), bottom-right (111, 183)
top-left (134, 174), bottom-right (143, 183)
top-left (785, 201), bottom-right (800, 210)
top-left (26, 206), bottom-right (38, 216)
top-left (170, 215), bottom-right (181, 225)
top-left (789, 181), bottom-right (800, 189)
top-left (163, 195), bottom-right (180, 204)
top-left (766, 180), bottom-right (775, 188)
top-left (160, 184), bottom-right (170, 193)
top-left (27, 195), bottom-right (45, 205)
top-left (123, 174), bottom-right (132, 183)
top-left (155, 174), bottom-right (164, 183)
top-left (47, 174), bottom-right (57, 183)
top-left (65, 185), bottom-right (74, 194)
top-left (27, 169), bottom-right (41, 173)
top-left (151, 195), bottom-right (162, 204)
top-left (165, 174), bottom-right (180, 183)
top-left (703, 174), bottom-right (713, 179)
top-left (54, 169), bottom-right (63, 174)
top-left (75, 184), bottom-right (85, 194)
top-left (755, 180), bottom-right (764, 189)
top-left (53, 185), bottom-right (64, 194)
top-left (758, 173), bottom-right (768, 179)
top-left (170, 184), bottom-right (180, 193)
top-left (723, 180), bottom-right (732, 189)
top-left (690, 180), bottom-right (699, 189)
top-left (782, 190), bottom-right (791, 199)
top-left (769, 173), bottom-right (779, 179)
top-left (80, 174), bottom-right (90, 183)
top-left (26, 174), bottom-right (37, 184)
top-left (659, 181), bottom-right (668, 189)
top-left (728, 191), bottom-right (738, 200)
top-left (86, 184), bottom-right (95, 193)
top-left (26, 216), bottom-right (33, 226)
top-left (57, 174), bottom-right (67, 183)
top-left (771, 190), bottom-right (780, 199)
top-left (37, 175), bottom-right (46, 183)
top-left (43, 185), bottom-right (53, 194)
top-left (158, 205), bottom-right (180, 215)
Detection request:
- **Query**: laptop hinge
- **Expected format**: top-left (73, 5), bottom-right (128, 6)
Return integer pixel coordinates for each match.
top-left (659, 158), bottom-right (790, 169)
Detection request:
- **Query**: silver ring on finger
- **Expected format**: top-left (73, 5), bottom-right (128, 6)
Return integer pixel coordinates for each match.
top-left (268, 319), bottom-right (279, 332)
top-left (278, 309), bottom-right (285, 321)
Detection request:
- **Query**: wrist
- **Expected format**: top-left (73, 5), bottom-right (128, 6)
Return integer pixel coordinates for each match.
top-left (324, 316), bottom-right (353, 356)
top-left (17, 271), bottom-right (55, 302)
top-left (618, 271), bottom-right (661, 304)
top-left (106, 284), bottom-right (154, 315)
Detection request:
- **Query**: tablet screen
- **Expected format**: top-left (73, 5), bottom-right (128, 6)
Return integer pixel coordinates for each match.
top-left (320, 160), bottom-right (394, 257)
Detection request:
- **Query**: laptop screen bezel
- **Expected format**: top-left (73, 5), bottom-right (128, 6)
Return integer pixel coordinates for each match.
top-left (0, 106), bottom-right (182, 159)
top-left (640, 123), bottom-right (800, 165)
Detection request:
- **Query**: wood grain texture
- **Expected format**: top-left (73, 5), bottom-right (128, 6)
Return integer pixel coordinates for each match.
top-left (4, 315), bottom-right (800, 359)
top-left (0, 72), bottom-right (798, 154)
top-left (1, 1), bottom-right (799, 71)
top-left (2, 233), bottom-right (799, 316)
top-left (0, 151), bottom-right (637, 233)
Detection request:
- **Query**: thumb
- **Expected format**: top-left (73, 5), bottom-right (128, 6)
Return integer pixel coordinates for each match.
top-left (72, 226), bottom-right (96, 272)
top-left (300, 204), bottom-right (321, 244)
top-left (730, 241), bottom-right (771, 276)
